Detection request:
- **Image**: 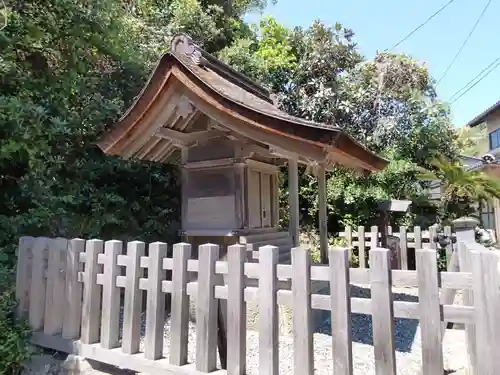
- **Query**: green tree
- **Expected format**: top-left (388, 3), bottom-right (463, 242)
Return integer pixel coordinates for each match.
top-left (456, 124), bottom-right (488, 157)
top-left (0, 0), bottom-right (275, 259)
top-left (0, 1), bottom-right (274, 371)
top-left (220, 18), bottom-right (462, 231)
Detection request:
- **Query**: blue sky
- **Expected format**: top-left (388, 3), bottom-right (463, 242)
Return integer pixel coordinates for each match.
top-left (245, 0), bottom-right (500, 127)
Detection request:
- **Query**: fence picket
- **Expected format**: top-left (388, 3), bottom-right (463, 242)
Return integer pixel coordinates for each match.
top-left (100, 240), bottom-right (122, 349)
top-left (457, 243), bottom-right (476, 374)
top-left (291, 246), bottom-right (314, 375)
top-left (416, 249), bottom-right (444, 374)
top-left (122, 241), bottom-right (144, 355)
top-left (29, 237), bottom-right (49, 332)
top-left (370, 249), bottom-right (396, 375)
top-left (413, 226), bottom-right (422, 250)
top-left (370, 226), bottom-right (378, 250)
top-left (144, 242), bottom-right (167, 360)
top-left (196, 243), bottom-right (220, 373)
top-left (170, 242), bottom-right (191, 366)
top-left (259, 245), bottom-right (279, 375)
top-left (81, 239), bottom-right (104, 344)
top-left (471, 249), bottom-right (500, 375)
top-left (227, 244), bottom-right (247, 375)
top-left (345, 226), bottom-right (353, 260)
top-left (443, 226), bottom-right (453, 265)
top-left (429, 226), bottom-right (437, 249)
top-left (329, 247), bottom-right (353, 375)
top-left (16, 236), bottom-right (33, 318)
top-left (43, 237), bottom-right (58, 334)
top-left (17, 235), bottom-right (494, 375)
top-left (62, 238), bottom-right (84, 339)
top-left (399, 226), bottom-right (408, 270)
top-left (44, 238), bottom-right (67, 335)
top-left (358, 226), bottom-right (366, 268)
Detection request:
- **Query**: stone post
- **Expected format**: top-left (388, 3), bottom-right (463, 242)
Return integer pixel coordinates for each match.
top-left (452, 216), bottom-right (479, 245)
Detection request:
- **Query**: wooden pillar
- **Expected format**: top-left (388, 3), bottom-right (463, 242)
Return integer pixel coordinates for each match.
top-left (288, 158), bottom-right (300, 247)
top-left (317, 165), bottom-right (328, 264)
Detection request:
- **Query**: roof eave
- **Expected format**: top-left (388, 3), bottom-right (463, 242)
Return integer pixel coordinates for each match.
top-left (466, 100), bottom-right (500, 128)
top-left (97, 36), bottom-right (388, 172)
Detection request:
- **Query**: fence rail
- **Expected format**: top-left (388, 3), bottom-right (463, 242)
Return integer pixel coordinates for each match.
top-left (16, 236), bottom-right (500, 375)
top-left (339, 225), bottom-right (454, 269)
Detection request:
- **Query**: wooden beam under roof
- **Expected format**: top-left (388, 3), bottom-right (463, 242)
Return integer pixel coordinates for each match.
top-left (155, 128), bottom-right (227, 147)
top-left (151, 109), bottom-right (201, 162)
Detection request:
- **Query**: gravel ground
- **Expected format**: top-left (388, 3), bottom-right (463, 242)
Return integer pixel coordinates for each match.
top-left (130, 285), bottom-right (469, 375)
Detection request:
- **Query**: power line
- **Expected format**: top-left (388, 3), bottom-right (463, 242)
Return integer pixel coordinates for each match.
top-left (450, 57), bottom-right (500, 104)
top-left (389, 0), bottom-right (458, 50)
top-left (436, 0), bottom-right (493, 86)
top-left (448, 54), bottom-right (500, 102)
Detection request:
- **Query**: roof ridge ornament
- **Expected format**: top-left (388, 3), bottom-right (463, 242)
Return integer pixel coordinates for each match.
top-left (169, 33), bottom-right (274, 103)
top-left (171, 34), bottom-right (203, 66)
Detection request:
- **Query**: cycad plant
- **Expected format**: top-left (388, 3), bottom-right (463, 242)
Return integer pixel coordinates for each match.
top-left (418, 156), bottom-right (500, 223)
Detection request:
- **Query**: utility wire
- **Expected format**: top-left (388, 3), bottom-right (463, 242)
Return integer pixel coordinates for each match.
top-left (448, 54), bottom-right (500, 102)
top-left (449, 57), bottom-right (500, 104)
top-left (389, 0), bottom-right (458, 50)
top-left (436, 0), bottom-right (493, 86)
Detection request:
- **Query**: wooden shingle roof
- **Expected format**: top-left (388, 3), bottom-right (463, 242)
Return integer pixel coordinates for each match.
top-left (97, 34), bottom-right (388, 172)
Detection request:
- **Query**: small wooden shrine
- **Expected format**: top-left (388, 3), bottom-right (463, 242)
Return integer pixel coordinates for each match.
top-left (97, 34), bottom-right (388, 261)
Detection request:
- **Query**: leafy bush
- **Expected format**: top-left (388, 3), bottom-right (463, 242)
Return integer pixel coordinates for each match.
top-left (0, 266), bottom-right (31, 375)
top-left (300, 231), bottom-right (355, 265)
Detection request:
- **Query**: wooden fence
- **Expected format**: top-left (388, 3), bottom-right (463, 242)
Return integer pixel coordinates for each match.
top-left (15, 236), bottom-right (500, 375)
top-left (339, 225), bottom-right (454, 269)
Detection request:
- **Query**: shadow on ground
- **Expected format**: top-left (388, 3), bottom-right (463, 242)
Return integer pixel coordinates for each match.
top-left (315, 284), bottom-right (420, 353)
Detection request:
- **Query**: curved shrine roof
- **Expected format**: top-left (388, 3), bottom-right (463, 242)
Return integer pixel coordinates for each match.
top-left (97, 34), bottom-right (388, 172)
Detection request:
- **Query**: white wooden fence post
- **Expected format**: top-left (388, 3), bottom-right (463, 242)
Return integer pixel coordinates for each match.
top-left (471, 249), bottom-right (500, 375)
top-left (196, 243), bottom-right (219, 373)
top-left (144, 242), bottom-right (167, 360)
top-left (443, 225), bottom-right (453, 265)
top-left (370, 226), bottom-right (378, 250)
top-left (413, 226), bottom-right (422, 251)
top-left (29, 237), bottom-right (49, 332)
top-left (227, 244), bottom-right (247, 375)
top-left (399, 226), bottom-right (408, 270)
top-left (62, 238), bottom-right (85, 339)
top-left (416, 248), bottom-right (444, 374)
top-left (81, 239), bottom-right (104, 344)
top-left (457, 242), bottom-right (476, 374)
top-left (170, 242), bottom-right (191, 366)
top-left (259, 245), bottom-right (279, 375)
top-left (16, 236), bottom-right (34, 318)
top-left (370, 248), bottom-right (396, 375)
top-left (122, 241), bottom-right (145, 354)
top-left (100, 240), bottom-right (122, 349)
top-left (345, 226), bottom-right (353, 261)
top-left (291, 246), bottom-right (313, 375)
top-left (358, 226), bottom-right (366, 268)
top-left (329, 247), bottom-right (353, 375)
top-left (44, 238), bottom-right (68, 336)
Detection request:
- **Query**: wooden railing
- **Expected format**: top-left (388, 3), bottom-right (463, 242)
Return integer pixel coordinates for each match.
top-left (15, 236), bottom-right (500, 375)
top-left (339, 225), bottom-right (453, 269)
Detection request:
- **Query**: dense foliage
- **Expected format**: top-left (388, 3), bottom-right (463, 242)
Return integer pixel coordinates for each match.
top-left (0, 266), bottom-right (31, 375)
top-left (0, 0), bottom-right (271, 371)
top-left (220, 19), bottom-right (462, 230)
top-left (0, 1), bottom-right (483, 371)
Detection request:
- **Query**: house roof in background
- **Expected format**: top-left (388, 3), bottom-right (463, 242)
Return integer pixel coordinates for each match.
top-left (466, 100), bottom-right (500, 127)
top-left (459, 154), bottom-right (483, 162)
